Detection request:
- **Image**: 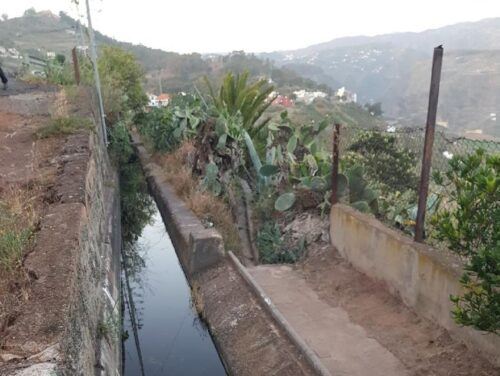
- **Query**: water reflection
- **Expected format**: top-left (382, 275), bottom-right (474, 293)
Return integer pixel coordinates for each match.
top-left (120, 159), bottom-right (226, 376)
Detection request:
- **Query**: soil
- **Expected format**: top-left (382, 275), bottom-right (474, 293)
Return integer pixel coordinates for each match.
top-left (0, 86), bottom-right (64, 345)
top-left (196, 260), bottom-right (316, 376)
top-left (297, 240), bottom-right (500, 376)
top-left (0, 82), bottom-right (92, 367)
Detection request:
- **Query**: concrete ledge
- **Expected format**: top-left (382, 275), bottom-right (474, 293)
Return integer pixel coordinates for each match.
top-left (131, 133), bottom-right (224, 276)
top-left (228, 252), bottom-right (332, 376)
top-left (330, 203), bottom-right (500, 367)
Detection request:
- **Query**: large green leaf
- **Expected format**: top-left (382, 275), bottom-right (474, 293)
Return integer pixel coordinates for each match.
top-left (336, 173), bottom-right (348, 196)
top-left (351, 201), bottom-right (370, 213)
top-left (287, 135), bottom-right (298, 154)
top-left (260, 164), bottom-right (280, 177)
top-left (275, 192), bottom-right (296, 211)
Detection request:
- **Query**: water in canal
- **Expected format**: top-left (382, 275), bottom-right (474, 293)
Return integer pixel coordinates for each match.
top-left (120, 159), bottom-right (226, 376)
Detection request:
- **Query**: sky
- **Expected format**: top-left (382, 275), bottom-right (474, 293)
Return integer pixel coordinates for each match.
top-left (3, 0), bottom-right (500, 53)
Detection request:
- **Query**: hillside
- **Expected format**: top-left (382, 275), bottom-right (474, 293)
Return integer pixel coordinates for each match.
top-left (0, 11), bottom-right (381, 128)
top-left (262, 18), bottom-right (500, 136)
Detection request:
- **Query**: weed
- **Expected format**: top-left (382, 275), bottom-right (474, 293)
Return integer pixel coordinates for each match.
top-left (256, 221), bottom-right (306, 264)
top-left (97, 311), bottom-right (121, 342)
top-left (35, 116), bottom-right (93, 139)
top-left (0, 188), bottom-right (38, 271)
top-left (158, 141), bottom-right (240, 252)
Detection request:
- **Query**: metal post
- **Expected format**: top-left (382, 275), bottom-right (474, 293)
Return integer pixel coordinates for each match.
top-left (415, 45), bottom-right (444, 242)
top-left (71, 47), bottom-right (80, 85)
top-left (331, 123), bottom-right (341, 205)
top-left (85, 0), bottom-right (108, 145)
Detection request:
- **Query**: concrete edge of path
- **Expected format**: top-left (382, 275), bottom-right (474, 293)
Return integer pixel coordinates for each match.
top-left (228, 252), bottom-right (332, 376)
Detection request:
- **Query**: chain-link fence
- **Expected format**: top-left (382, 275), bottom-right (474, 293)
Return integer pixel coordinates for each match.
top-left (334, 124), bottom-right (500, 237)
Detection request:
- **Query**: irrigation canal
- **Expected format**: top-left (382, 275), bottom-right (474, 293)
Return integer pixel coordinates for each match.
top-left (120, 160), bottom-right (226, 375)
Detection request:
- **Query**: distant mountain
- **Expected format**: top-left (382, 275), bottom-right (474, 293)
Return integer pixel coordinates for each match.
top-left (262, 18), bottom-right (500, 136)
top-left (0, 11), bottom-right (332, 94)
top-left (0, 11), bottom-right (384, 129)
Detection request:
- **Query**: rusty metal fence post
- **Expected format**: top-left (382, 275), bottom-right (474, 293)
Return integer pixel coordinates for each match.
top-left (331, 123), bottom-right (341, 205)
top-left (72, 47), bottom-right (80, 85)
top-left (415, 45), bottom-right (444, 242)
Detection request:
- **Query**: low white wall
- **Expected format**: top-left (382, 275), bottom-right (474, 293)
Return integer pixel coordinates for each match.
top-left (330, 204), bottom-right (500, 366)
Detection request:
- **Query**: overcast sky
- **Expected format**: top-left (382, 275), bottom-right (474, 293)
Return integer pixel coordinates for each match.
top-left (3, 0), bottom-right (500, 53)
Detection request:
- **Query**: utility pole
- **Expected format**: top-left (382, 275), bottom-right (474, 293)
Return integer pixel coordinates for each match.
top-left (85, 0), bottom-right (108, 145)
top-left (158, 70), bottom-right (163, 94)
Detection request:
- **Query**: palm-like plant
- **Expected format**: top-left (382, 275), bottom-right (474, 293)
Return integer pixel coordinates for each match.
top-left (205, 71), bottom-right (276, 137)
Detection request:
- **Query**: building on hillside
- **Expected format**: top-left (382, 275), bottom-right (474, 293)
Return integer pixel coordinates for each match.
top-left (76, 45), bottom-right (89, 53)
top-left (7, 48), bottom-right (20, 59)
top-left (46, 51), bottom-right (56, 59)
top-left (158, 93), bottom-right (171, 107)
top-left (147, 94), bottom-right (159, 108)
top-left (437, 120), bottom-right (448, 128)
top-left (293, 89), bottom-right (327, 105)
top-left (273, 94), bottom-right (294, 108)
top-left (335, 87), bottom-right (357, 103)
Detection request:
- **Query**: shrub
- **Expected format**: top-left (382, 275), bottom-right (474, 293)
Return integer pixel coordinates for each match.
top-left (135, 99), bottom-right (203, 152)
top-left (432, 149), bottom-right (499, 333)
top-left (256, 221), bottom-right (305, 264)
top-left (108, 121), bottom-right (134, 165)
top-left (348, 131), bottom-right (418, 193)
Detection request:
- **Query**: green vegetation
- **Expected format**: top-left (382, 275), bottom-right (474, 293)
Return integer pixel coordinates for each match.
top-left (256, 222), bottom-right (305, 264)
top-left (432, 150), bottom-right (499, 333)
top-left (44, 54), bottom-right (75, 86)
top-left (205, 71), bottom-right (275, 136)
top-left (337, 165), bottom-right (379, 214)
top-left (135, 95), bottom-right (203, 152)
top-left (97, 46), bottom-right (148, 121)
top-left (136, 73), bottom-right (333, 263)
top-left (35, 116), bottom-right (93, 139)
top-left (0, 190), bottom-right (37, 271)
top-left (347, 131), bottom-right (418, 193)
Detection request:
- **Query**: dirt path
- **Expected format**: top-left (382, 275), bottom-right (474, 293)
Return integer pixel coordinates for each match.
top-left (249, 243), bottom-right (499, 376)
top-left (0, 84), bottom-right (69, 364)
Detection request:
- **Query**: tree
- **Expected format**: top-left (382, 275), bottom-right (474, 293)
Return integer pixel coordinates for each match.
top-left (364, 102), bottom-right (383, 116)
top-left (97, 46), bottom-right (148, 122)
top-left (347, 131), bottom-right (418, 193)
top-left (432, 149), bottom-right (500, 333)
top-left (1, 14), bottom-right (8, 21)
top-left (204, 71), bottom-right (275, 137)
top-left (23, 8), bottom-right (37, 17)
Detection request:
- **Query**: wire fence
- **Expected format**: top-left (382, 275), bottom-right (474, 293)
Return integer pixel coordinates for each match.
top-left (335, 124), bottom-right (500, 237)
top-left (339, 125), bottom-right (500, 171)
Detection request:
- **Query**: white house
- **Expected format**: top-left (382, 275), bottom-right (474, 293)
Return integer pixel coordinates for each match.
top-left (7, 48), bottom-right (20, 59)
top-left (147, 94), bottom-right (159, 108)
top-left (46, 51), bottom-right (56, 59)
top-left (293, 89), bottom-right (327, 104)
top-left (158, 94), bottom-right (171, 107)
top-left (335, 87), bottom-right (357, 103)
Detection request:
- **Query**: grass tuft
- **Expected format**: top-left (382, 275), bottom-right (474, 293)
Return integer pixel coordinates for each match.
top-left (36, 116), bottom-right (94, 139)
top-left (0, 188), bottom-right (38, 271)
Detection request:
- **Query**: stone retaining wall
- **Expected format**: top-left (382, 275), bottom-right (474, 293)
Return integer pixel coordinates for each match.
top-left (1, 89), bottom-right (121, 375)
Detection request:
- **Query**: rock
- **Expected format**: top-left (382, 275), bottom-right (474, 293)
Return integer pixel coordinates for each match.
top-left (284, 213), bottom-right (329, 244)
